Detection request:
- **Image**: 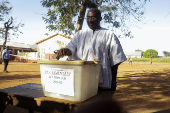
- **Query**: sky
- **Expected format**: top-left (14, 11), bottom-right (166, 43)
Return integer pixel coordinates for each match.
top-left (1, 0), bottom-right (170, 56)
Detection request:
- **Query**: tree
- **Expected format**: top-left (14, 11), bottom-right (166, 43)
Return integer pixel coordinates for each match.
top-left (135, 49), bottom-right (142, 52)
top-left (163, 51), bottom-right (170, 57)
top-left (0, 0), bottom-right (24, 63)
top-left (143, 49), bottom-right (158, 58)
top-left (41, 0), bottom-right (149, 37)
top-left (0, 0), bottom-right (12, 38)
top-left (0, 0), bottom-right (12, 21)
top-left (0, 1), bottom-right (24, 49)
top-left (135, 49), bottom-right (143, 56)
top-left (3, 16), bottom-right (14, 49)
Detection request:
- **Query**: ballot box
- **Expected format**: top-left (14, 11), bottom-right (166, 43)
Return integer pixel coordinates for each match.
top-left (39, 60), bottom-right (101, 102)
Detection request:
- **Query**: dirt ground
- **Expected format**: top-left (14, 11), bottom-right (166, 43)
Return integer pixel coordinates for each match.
top-left (0, 61), bottom-right (170, 113)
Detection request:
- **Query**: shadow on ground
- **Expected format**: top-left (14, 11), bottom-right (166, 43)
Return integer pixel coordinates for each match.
top-left (114, 69), bottom-right (170, 112)
top-left (153, 109), bottom-right (170, 113)
top-left (0, 74), bottom-right (40, 81)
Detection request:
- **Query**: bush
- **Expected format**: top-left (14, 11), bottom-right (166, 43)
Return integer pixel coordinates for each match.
top-left (143, 49), bottom-right (158, 58)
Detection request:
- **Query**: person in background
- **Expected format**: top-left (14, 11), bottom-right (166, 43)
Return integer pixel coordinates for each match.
top-left (130, 58), bottom-right (132, 65)
top-left (1, 46), bottom-right (11, 72)
top-left (128, 58), bottom-right (130, 65)
top-left (150, 57), bottom-right (152, 65)
top-left (57, 8), bottom-right (127, 92)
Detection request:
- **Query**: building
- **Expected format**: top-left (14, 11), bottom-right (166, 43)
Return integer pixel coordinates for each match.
top-left (35, 33), bottom-right (72, 60)
top-left (0, 41), bottom-right (37, 61)
top-left (125, 51), bottom-right (143, 58)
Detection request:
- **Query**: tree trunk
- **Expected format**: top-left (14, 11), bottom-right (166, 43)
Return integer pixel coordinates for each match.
top-left (0, 28), bottom-right (8, 63)
top-left (75, 0), bottom-right (87, 33)
top-left (3, 28), bottom-right (8, 50)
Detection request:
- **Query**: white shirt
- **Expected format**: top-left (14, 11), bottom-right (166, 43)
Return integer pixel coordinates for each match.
top-left (66, 28), bottom-right (127, 88)
top-left (2, 49), bottom-right (11, 60)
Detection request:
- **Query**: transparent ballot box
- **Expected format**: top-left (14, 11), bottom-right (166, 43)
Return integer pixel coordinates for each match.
top-left (39, 60), bottom-right (101, 102)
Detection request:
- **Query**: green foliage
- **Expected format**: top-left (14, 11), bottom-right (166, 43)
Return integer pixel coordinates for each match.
top-left (41, 0), bottom-right (81, 35)
top-left (55, 40), bottom-right (67, 49)
top-left (163, 51), bottom-right (170, 57)
top-left (125, 58), bottom-right (149, 62)
top-left (41, 0), bottom-right (149, 36)
top-left (0, 1), bottom-right (24, 40)
top-left (0, 0), bottom-right (12, 38)
top-left (0, 0), bottom-right (12, 21)
top-left (9, 21), bottom-right (25, 38)
top-left (135, 49), bottom-right (142, 52)
top-left (143, 49), bottom-right (158, 58)
top-left (125, 58), bottom-right (170, 63)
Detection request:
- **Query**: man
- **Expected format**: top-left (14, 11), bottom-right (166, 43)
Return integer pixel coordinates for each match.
top-left (57, 8), bottom-right (127, 91)
top-left (2, 46), bottom-right (11, 72)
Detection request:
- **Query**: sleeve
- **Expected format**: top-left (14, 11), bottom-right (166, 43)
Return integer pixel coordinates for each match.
top-left (1, 50), bottom-right (4, 59)
top-left (65, 31), bottom-right (79, 60)
top-left (109, 34), bottom-right (127, 67)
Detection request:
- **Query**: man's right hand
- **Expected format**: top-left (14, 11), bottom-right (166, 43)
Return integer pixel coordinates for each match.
top-left (57, 48), bottom-right (72, 58)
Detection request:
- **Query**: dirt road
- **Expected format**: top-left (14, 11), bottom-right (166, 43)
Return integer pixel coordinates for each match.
top-left (0, 62), bottom-right (170, 113)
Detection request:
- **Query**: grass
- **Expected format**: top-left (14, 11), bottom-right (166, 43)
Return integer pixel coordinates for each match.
top-left (126, 58), bottom-right (170, 63)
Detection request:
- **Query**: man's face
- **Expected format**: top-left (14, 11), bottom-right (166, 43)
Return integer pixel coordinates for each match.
top-left (86, 10), bottom-right (101, 30)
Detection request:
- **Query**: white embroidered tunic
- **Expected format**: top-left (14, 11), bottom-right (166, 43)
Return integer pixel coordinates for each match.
top-left (66, 28), bottom-right (127, 88)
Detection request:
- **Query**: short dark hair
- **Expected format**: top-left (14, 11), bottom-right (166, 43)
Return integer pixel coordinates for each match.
top-left (88, 8), bottom-right (101, 17)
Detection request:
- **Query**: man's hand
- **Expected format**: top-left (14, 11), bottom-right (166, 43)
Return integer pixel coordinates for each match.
top-left (57, 48), bottom-right (72, 58)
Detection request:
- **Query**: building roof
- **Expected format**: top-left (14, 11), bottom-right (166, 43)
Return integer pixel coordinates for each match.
top-left (35, 33), bottom-right (72, 44)
top-left (0, 40), bottom-right (37, 50)
top-left (125, 51), bottom-right (143, 56)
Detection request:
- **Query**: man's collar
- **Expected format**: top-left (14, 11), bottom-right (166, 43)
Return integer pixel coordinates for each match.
top-left (88, 27), bottom-right (102, 31)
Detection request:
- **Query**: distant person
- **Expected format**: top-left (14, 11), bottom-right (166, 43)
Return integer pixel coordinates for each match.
top-left (1, 46), bottom-right (11, 72)
top-left (128, 58), bottom-right (132, 65)
top-left (150, 57), bottom-right (152, 65)
top-left (128, 58), bottom-right (130, 65)
top-left (130, 58), bottom-right (132, 65)
top-left (57, 8), bottom-right (127, 92)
